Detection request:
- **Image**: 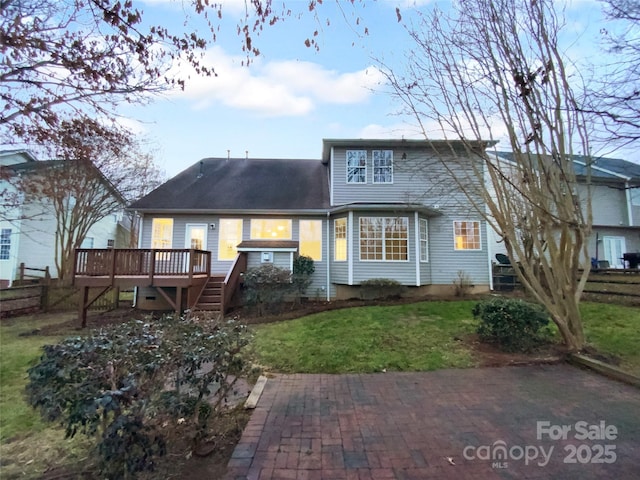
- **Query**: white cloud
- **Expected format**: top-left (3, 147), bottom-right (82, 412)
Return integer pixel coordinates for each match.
top-left (169, 46), bottom-right (384, 116)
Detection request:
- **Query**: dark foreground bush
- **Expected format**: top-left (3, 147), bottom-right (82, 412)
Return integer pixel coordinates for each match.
top-left (26, 313), bottom-right (250, 479)
top-left (473, 297), bottom-right (551, 352)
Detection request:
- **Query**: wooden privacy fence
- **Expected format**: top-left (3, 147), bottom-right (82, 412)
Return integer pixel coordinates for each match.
top-left (0, 284), bottom-right (48, 317)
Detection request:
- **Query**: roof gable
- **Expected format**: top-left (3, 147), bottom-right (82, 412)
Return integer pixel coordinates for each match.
top-left (130, 157), bottom-right (329, 212)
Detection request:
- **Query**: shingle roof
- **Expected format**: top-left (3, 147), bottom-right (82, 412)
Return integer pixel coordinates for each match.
top-left (130, 158), bottom-right (330, 212)
top-left (493, 151), bottom-right (640, 181)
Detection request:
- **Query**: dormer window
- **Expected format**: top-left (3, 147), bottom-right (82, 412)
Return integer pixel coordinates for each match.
top-left (373, 150), bottom-right (393, 183)
top-left (346, 150), bottom-right (367, 184)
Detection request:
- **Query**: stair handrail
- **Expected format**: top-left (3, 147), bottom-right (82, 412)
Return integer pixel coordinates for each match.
top-left (221, 252), bottom-right (247, 313)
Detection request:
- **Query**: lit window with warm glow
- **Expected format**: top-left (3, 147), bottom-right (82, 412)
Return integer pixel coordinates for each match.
top-left (218, 219), bottom-right (243, 260)
top-left (151, 218), bottom-right (173, 248)
top-left (250, 219), bottom-right (292, 239)
top-left (334, 218), bottom-right (347, 261)
top-left (453, 221), bottom-right (481, 250)
top-left (300, 220), bottom-right (322, 260)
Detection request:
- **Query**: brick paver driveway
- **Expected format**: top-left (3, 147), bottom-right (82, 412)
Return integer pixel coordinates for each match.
top-left (225, 364), bottom-right (639, 479)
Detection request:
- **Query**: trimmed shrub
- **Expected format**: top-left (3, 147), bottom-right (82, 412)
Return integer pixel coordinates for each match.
top-left (473, 297), bottom-right (551, 352)
top-left (292, 255), bottom-right (315, 301)
top-left (360, 278), bottom-right (407, 300)
top-left (243, 264), bottom-right (292, 315)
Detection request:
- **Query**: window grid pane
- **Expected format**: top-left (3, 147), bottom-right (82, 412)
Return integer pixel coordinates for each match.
top-left (373, 150), bottom-right (393, 183)
top-left (419, 219), bottom-right (429, 262)
top-left (454, 221), bottom-right (481, 250)
top-left (151, 219), bottom-right (173, 249)
top-left (334, 218), bottom-right (347, 261)
top-left (346, 150), bottom-right (367, 184)
top-left (0, 228), bottom-right (11, 260)
top-left (359, 217), bottom-right (408, 261)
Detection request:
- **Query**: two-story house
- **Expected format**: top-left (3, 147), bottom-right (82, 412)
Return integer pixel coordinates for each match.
top-left (118, 138), bottom-right (493, 312)
top-left (0, 149), bottom-right (132, 287)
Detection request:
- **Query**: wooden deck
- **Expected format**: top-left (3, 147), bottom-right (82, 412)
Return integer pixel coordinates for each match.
top-left (73, 248), bottom-right (212, 327)
top-left (74, 248), bottom-right (211, 287)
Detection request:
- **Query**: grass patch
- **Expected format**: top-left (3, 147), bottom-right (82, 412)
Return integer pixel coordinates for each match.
top-left (580, 302), bottom-right (640, 377)
top-left (250, 300), bottom-right (479, 373)
top-left (0, 313), bottom-right (94, 478)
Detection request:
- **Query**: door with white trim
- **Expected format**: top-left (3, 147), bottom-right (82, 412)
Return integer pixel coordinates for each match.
top-left (185, 224), bottom-right (207, 250)
top-left (185, 224), bottom-right (208, 272)
top-left (602, 236), bottom-right (626, 269)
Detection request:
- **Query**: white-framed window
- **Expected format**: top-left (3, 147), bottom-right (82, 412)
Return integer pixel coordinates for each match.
top-left (151, 218), bottom-right (173, 249)
top-left (360, 217), bottom-right (408, 261)
top-left (346, 150), bottom-right (367, 184)
top-left (373, 150), bottom-right (393, 183)
top-left (218, 219), bottom-right (243, 260)
top-left (631, 187), bottom-right (640, 206)
top-left (0, 228), bottom-right (11, 260)
top-left (107, 239), bottom-right (115, 248)
top-left (334, 218), bottom-right (347, 261)
top-left (250, 219), bottom-right (292, 239)
top-left (419, 218), bottom-right (429, 262)
top-left (300, 220), bottom-right (322, 261)
top-left (453, 220), bottom-right (481, 250)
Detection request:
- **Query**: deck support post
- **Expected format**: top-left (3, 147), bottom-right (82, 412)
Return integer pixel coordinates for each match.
top-left (175, 286), bottom-right (182, 316)
top-left (79, 286), bottom-right (89, 328)
top-left (78, 286), bottom-right (111, 328)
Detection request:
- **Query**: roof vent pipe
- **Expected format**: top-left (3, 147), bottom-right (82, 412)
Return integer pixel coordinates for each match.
top-left (246, 150), bottom-right (248, 159)
top-left (227, 149), bottom-right (230, 160)
top-left (197, 161), bottom-right (204, 178)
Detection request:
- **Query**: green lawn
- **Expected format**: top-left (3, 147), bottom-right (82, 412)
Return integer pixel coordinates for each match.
top-left (250, 300), bottom-right (480, 373)
top-left (0, 313), bottom-right (91, 478)
top-left (580, 302), bottom-right (640, 376)
top-left (1, 301), bottom-right (637, 477)
top-left (250, 300), bottom-right (640, 376)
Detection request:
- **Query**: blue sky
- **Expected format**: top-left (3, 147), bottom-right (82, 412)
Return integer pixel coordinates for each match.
top-left (119, 0), bottom-right (619, 177)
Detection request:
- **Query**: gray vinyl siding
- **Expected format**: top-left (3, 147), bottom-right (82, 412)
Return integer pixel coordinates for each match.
top-left (579, 184), bottom-right (628, 226)
top-left (141, 214), bottom-right (331, 295)
top-left (428, 215), bottom-right (490, 286)
top-left (246, 251), bottom-right (293, 270)
top-left (331, 147), bottom-right (476, 210)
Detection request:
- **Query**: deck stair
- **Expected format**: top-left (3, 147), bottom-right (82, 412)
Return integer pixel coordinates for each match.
top-left (195, 275), bottom-right (225, 311)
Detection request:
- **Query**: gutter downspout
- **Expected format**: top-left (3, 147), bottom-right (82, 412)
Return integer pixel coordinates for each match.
top-left (625, 182), bottom-right (634, 225)
top-left (132, 212), bottom-right (142, 308)
top-left (326, 212), bottom-right (330, 301)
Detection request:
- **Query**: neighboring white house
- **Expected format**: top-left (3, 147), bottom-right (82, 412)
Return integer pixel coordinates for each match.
top-left (0, 150), bottom-right (131, 287)
top-left (488, 152), bottom-right (640, 269)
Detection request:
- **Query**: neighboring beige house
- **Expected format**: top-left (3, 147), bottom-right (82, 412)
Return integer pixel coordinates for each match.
top-left (489, 152), bottom-right (640, 269)
top-left (0, 150), bottom-right (131, 287)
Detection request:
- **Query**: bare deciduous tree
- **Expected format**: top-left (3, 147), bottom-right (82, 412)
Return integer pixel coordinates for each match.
top-left (385, 0), bottom-right (592, 351)
top-left (582, 0), bottom-right (640, 152)
top-left (0, 0), bottom-right (364, 148)
top-left (5, 119), bottom-right (164, 282)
